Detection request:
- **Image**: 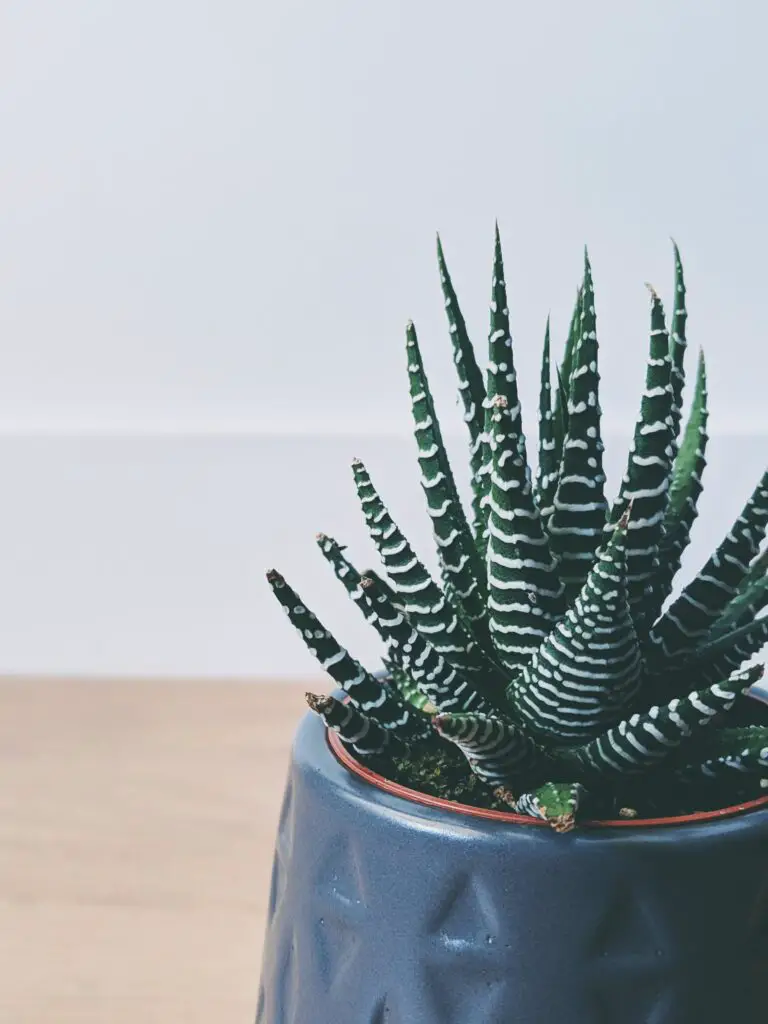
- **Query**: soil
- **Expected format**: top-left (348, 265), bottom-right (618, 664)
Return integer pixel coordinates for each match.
top-left (370, 745), bottom-right (768, 822)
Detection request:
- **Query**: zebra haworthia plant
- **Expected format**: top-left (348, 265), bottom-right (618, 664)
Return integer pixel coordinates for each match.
top-left (267, 229), bottom-right (768, 831)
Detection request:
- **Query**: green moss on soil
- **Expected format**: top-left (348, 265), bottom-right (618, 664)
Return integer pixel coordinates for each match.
top-left (363, 745), bottom-right (767, 822)
top-left (373, 745), bottom-right (513, 812)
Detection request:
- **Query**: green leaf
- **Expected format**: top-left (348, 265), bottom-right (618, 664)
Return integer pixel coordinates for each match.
top-left (405, 321), bottom-right (487, 625)
top-left (552, 287), bottom-right (582, 473)
top-left (515, 781), bottom-right (585, 832)
top-left (437, 235), bottom-right (487, 541)
top-left (534, 317), bottom-right (558, 526)
top-left (649, 469), bottom-right (768, 662)
top-left (574, 666), bottom-right (762, 780)
top-left (432, 710), bottom-right (542, 787)
top-left (486, 394), bottom-right (564, 671)
top-left (560, 293), bottom-right (580, 393)
top-left (316, 533), bottom-right (395, 644)
top-left (607, 285), bottom-right (674, 622)
top-left (673, 723), bottom-right (768, 785)
top-left (360, 574), bottom-right (497, 714)
top-left (510, 508), bottom-right (641, 745)
top-left (690, 617), bottom-right (768, 686)
top-left (382, 658), bottom-right (432, 711)
top-left (548, 251), bottom-right (607, 595)
top-left (305, 693), bottom-right (394, 758)
top-left (476, 224), bottom-right (532, 553)
top-left (676, 723), bottom-right (768, 767)
top-left (352, 458), bottom-right (489, 677)
top-left (737, 545), bottom-right (768, 594)
top-left (668, 240), bottom-right (689, 449)
top-left (653, 350), bottom-right (709, 613)
top-left (267, 569), bottom-right (430, 743)
top-left (709, 574), bottom-right (768, 640)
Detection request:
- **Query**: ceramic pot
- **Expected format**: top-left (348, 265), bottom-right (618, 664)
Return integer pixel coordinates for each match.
top-left (256, 707), bottom-right (768, 1023)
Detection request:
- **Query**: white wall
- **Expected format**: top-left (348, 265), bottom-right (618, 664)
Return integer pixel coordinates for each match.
top-left (0, 430), bottom-right (762, 679)
top-left (0, 2), bottom-right (766, 676)
top-left (2, 1), bottom-right (768, 439)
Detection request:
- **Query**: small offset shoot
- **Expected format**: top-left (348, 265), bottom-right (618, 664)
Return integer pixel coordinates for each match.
top-left (269, 231), bottom-right (768, 830)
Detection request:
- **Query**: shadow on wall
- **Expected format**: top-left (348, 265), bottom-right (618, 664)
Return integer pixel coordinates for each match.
top-left (0, 430), bottom-right (762, 679)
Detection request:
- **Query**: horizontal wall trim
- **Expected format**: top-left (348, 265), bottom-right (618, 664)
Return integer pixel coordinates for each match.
top-left (0, 429), bottom-right (761, 679)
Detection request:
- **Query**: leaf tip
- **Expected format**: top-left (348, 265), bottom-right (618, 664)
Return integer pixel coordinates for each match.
top-left (306, 692), bottom-right (331, 714)
top-left (617, 500), bottom-right (633, 530)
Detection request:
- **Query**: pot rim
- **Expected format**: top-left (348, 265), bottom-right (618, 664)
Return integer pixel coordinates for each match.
top-left (327, 728), bottom-right (768, 830)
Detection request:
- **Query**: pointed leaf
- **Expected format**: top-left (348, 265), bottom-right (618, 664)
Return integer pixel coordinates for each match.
top-left (267, 569), bottom-right (430, 742)
top-left (675, 724), bottom-right (768, 779)
top-left (673, 724), bottom-right (768, 785)
top-left (607, 286), bottom-right (674, 619)
top-left (405, 321), bottom-right (487, 624)
top-left (316, 533), bottom-right (398, 646)
top-left (486, 394), bottom-right (564, 671)
top-left (360, 575), bottom-right (496, 714)
top-left (515, 781), bottom-right (585, 832)
top-left (352, 458), bottom-right (487, 676)
top-left (668, 241), bottom-right (688, 449)
top-left (535, 317), bottom-right (558, 526)
top-left (437, 235), bottom-right (487, 540)
top-left (382, 657), bottom-right (432, 710)
top-left (477, 225), bottom-right (531, 549)
top-left (649, 469), bottom-right (768, 662)
top-left (740, 545), bottom-right (768, 593)
top-left (653, 350), bottom-right (709, 612)
top-left (510, 509), bottom-right (642, 745)
top-left (708, 574), bottom-right (768, 640)
top-left (691, 617), bottom-right (768, 686)
top-left (575, 667), bottom-right (762, 780)
top-left (432, 711), bottom-right (541, 787)
top-left (549, 251), bottom-right (608, 595)
top-left (305, 693), bottom-right (393, 757)
top-left (552, 287), bottom-right (582, 473)
top-left (317, 533), bottom-right (499, 711)
top-left (362, 567), bottom-right (405, 611)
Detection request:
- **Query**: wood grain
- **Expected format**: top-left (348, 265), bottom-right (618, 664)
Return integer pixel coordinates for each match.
top-left (0, 678), bottom-right (309, 1023)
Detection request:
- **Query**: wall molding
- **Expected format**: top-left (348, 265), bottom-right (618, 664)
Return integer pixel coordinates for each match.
top-left (0, 429), bottom-right (761, 679)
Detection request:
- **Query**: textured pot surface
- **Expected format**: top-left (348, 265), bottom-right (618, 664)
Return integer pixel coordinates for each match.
top-left (257, 710), bottom-right (768, 1024)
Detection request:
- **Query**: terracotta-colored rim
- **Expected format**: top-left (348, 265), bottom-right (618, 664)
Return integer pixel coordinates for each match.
top-left (327, 729), bottom-right (768, 829)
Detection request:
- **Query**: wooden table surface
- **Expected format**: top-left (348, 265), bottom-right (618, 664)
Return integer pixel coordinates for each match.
top-left (0, 679), bottom-right (308, 1024)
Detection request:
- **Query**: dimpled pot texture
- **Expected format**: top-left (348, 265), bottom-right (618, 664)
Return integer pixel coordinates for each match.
top-left (256, 709), bottom-right (768, 1024)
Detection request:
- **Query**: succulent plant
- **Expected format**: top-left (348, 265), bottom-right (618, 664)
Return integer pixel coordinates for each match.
top-left (267, 227), bottom-right (768, 831)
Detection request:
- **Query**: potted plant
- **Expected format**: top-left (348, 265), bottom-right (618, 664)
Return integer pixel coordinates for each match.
top-left (257, 228), bottom-right (768, 1023)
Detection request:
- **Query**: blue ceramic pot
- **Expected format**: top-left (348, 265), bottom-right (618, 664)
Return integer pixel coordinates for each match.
top-left (257, 708), bottom-right (768, 1023)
